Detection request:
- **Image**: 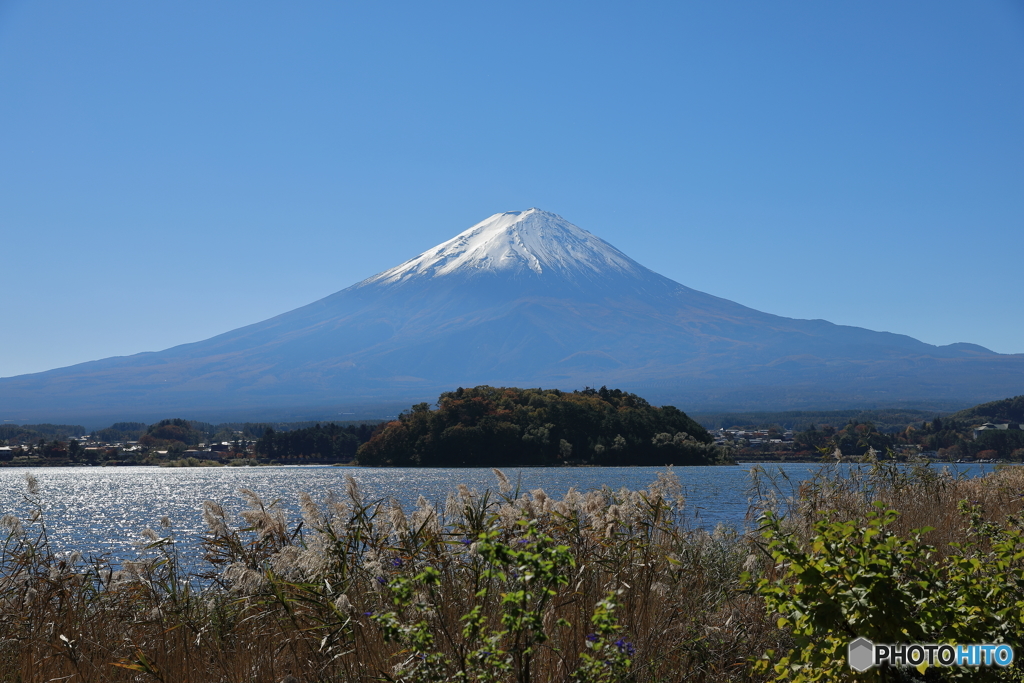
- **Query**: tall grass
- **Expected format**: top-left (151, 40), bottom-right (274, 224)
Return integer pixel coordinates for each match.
top-left (2, 461), bottom-right (1022, 682)
top-left (0, 470), bottom-right (779, 682)
top-left (751, 457), bottom-right (1024, 554)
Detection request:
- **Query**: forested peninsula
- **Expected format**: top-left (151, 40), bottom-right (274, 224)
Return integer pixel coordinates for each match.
top-left (355, 385), bottom-right (730, 467)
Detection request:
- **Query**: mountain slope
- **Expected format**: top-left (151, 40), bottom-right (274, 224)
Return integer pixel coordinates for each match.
top-left (2, 209), bottom-right (1022, 423)
top-left (947, 396), bottom-right (1024, 425)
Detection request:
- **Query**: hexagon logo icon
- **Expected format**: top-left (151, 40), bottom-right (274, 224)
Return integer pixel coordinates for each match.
top-left (848, 637), bottom-right (875, 672)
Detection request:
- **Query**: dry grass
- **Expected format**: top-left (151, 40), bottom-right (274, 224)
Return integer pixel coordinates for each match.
top-left (1, 470), bottom-right (782, 683)
top-left (2, 461), bottom-right (1021, 682)
top-left (752, 459), bottom-right (1024, 553)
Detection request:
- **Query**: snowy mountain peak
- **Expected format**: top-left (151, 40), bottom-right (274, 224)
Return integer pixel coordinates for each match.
top-left (362, 209), bottom-right (645, 286)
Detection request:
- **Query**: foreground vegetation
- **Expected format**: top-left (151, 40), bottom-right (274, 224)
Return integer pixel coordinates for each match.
top-left (2, 458), bottom-right (1023, 682)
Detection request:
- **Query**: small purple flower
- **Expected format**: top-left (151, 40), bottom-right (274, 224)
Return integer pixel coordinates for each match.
top-left (363, 611), bottom-right (374, 616)
top-left (586, 633), bottom-right (599, 642)
top-left (391, 557), bottom-right (403, 568)
top-left (376, 576), bottom-right (387, 585)
top-left (614, 638), bottom-right (635, 656)
top-left (460, 537), bottom-right (473, 545)
top-left (516, 538), bottom-right (529, 544)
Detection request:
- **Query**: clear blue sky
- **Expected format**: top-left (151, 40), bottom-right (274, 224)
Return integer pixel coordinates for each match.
top-left (2, 1), bottom-right (1022, 379)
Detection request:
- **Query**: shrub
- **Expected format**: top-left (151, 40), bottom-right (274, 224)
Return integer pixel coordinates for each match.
top-left (747, 461), bottom-right (1024, 682)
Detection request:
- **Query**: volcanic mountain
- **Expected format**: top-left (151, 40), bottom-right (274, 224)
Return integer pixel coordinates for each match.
top-left (2, 209), bottom-right (1023, 423)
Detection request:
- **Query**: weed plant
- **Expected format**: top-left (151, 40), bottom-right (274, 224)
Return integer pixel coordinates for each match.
top-left (747, 457), bottom-right (1024, 682)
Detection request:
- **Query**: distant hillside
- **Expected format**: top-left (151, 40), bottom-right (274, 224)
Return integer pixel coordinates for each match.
top-left (693, 409), bottom-right (945, 434)
top-left (0, 423), bottom-right (86, 442)
top-left (946, 396), bottom-right (1024, 425)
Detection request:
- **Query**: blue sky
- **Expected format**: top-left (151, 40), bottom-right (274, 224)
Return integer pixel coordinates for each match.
top-left (1, 1), bottom-right (1022, 379)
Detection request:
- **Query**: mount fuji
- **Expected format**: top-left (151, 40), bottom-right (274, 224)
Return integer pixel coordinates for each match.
top-left (3, 208), bottom-right (1023, 424)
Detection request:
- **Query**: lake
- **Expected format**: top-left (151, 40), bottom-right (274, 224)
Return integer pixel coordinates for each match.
top-left (0, 462), bottom-right (1003, 563)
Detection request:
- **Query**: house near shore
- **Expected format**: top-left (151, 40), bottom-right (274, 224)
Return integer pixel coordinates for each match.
top-left (973, 422), bottom-right (1023, 439)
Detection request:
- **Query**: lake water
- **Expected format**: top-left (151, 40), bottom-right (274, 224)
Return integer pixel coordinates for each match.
top-left (0, 462), bottom-right (1003, 563)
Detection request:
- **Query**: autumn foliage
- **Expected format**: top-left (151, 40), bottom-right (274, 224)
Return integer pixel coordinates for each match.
top-left (356, 386), bottom-right (723, 467)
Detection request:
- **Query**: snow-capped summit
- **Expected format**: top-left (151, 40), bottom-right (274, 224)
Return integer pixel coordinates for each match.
top-left (362, 209), bottom-right (644, 287)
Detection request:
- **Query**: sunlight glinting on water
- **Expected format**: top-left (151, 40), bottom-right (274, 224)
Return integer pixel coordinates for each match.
top-left (0, 463), bottom-right (998, 563)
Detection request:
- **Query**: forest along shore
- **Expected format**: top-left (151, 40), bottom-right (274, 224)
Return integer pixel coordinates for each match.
top-left (5, 392), bottom-right (1023, 468)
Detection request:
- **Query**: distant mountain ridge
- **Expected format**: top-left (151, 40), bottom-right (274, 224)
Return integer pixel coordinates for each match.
top-left (947, 396), bottom-right (1024, 425)
top-left (2, 209), bottom-right (1022, 424)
